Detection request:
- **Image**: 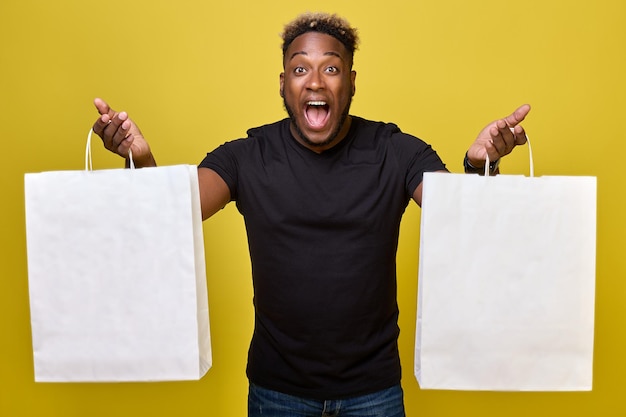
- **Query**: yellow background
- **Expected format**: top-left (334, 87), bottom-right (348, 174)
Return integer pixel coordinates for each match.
top-left (1, 0), bottom-right (624, 416)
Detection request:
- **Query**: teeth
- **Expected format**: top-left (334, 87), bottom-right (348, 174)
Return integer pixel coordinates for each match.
top-left (307, 101), bottom-right (327, 106)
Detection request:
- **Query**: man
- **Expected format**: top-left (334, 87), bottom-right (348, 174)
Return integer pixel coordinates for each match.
top-left (92, 12), bottom-right (529, 417)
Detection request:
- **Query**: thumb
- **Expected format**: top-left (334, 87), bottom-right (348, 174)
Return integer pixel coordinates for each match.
top-left (93, 97), bottom-right (114, 118)
top-left (503, 104), bottom-right (531, 128)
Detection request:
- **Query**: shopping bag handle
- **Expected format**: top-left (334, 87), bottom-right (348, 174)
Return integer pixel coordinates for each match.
top-left (485, 132), bottom-right (533, 177)
top-left (85, 128), bottom-right (135, 171)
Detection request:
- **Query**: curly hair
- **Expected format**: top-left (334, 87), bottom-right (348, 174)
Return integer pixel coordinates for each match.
top-left (281, 12), bottom-right (359, 58)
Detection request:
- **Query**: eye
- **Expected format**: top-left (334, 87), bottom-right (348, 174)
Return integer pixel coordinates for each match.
top-left (325, 66), bottom-right (339, 74)
top-left (294, 67), bottom-right (306, 74)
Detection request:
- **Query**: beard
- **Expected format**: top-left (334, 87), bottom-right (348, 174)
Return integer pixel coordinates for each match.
top-left (283, 96), bottom-right (352, 150)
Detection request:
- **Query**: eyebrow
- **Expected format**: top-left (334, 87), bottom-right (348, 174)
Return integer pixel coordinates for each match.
top-left (288, 51), bottom-right (343, 61)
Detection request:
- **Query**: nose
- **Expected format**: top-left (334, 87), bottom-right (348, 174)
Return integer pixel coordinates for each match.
top-left (306, 70), bottom-right (325, 90)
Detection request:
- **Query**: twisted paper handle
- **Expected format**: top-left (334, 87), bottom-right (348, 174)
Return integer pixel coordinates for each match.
top-left (85, 128), bottom-right (134, 171)
top-left (485, 131), bottom-right (533, 177)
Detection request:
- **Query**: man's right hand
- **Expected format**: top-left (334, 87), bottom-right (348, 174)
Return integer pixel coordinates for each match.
top-left (92, 98), bottom-right (156, 168)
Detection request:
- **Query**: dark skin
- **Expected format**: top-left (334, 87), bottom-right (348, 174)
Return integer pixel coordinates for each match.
top-left (92, 31), bottom-right (530, 214)
top-left (280, 32), bottom-right (356, 152)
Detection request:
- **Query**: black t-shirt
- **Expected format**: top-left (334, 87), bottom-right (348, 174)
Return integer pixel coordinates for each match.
top-left (199, 116), bottom-right (446, 399)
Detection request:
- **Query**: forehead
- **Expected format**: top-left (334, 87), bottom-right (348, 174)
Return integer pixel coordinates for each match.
top-left (284, 32), bottom-right (350, 62)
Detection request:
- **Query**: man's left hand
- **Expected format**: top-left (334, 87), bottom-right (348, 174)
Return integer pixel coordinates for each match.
top-left (467, 104), bottom-right (531, 170)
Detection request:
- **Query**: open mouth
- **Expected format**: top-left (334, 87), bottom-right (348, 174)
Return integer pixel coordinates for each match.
top-left (305, 101), bottom-right (330, 129)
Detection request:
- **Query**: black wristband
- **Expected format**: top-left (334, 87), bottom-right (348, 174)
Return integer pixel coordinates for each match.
top-left (463, 152), bottom-right (500, 175)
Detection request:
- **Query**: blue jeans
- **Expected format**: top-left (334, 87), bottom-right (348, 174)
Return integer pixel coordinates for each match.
top-left (248, 383), bottom-right (406, 417)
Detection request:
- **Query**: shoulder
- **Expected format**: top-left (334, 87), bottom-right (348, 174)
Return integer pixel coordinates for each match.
top-left (245, 118), bottom-right (290, 141)
top-left (208, 118), bottom-right (289, 156)
top-left (351, 116), bottom-right (400, 137)
top-left (351, 116), bottom-right (429, 150)
top-left (351, 115), bottom-right (446, 170)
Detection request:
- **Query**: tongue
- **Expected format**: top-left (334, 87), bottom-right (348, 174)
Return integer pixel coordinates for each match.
top-left (306, 106), bottom-right (328, 128)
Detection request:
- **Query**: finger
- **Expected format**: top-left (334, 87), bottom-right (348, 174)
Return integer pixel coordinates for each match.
top-left (113, 113), bottom-right (135, 158)
top-left (94, 98), bottom-right (115, 117)
top-left (490, 123), bottom-right (528, 160)
top-left (512, 124), bottom-right (528, 145)
top-left (491, 119), bottom-right (516, 155)
top-left (503, 103), bottom-right (531, 128)
top-left (92, 98), bottom-right (117, 138)
top-left (482, 139), bottom-right (501, 163)
top-left (102, 111), bottom-right (132, 152)
top-left (92, 115), bottom-right (109, 137)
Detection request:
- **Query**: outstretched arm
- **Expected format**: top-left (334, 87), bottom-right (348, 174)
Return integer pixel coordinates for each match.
top-left (91, 98), bottom-right (231, 219)
top-left (412, 104), bottom-right (531, 205)
top-left (198, 168), bottom-right (232, 220)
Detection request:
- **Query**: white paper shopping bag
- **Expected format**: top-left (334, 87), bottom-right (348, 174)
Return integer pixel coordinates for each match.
top-left (415, 157), bottom-right (596, 391)
top-left (24, 132), bottom-right (211, 382)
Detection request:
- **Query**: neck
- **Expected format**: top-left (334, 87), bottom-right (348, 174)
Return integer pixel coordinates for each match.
top-left (290, 115), bottom-right (353, 154)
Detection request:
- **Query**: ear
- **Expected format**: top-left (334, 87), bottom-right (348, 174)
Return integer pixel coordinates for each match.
top-left (279, 72), bottom-right (285, 98)
top-left (350, 70), bottom-right (357, 96)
